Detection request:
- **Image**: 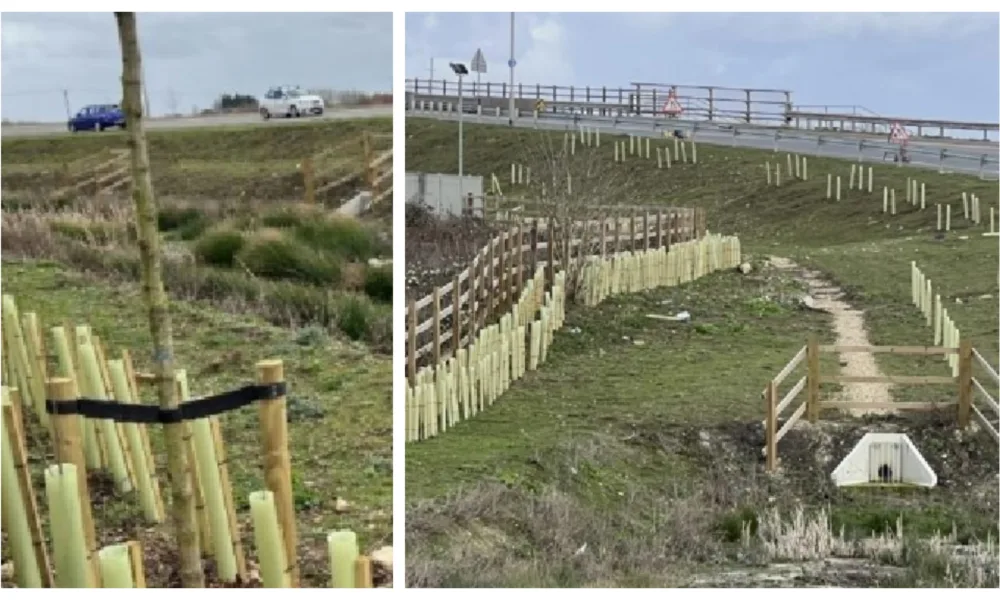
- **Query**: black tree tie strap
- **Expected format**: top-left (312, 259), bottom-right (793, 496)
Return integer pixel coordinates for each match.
top-left (45, 382), bottom-right (286, 424)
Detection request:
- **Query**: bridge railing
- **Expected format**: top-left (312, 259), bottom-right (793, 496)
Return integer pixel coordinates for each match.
top-left (406, 77), bottom-right (999, 143)
top-left (407, 101), bottom-right (999, 179)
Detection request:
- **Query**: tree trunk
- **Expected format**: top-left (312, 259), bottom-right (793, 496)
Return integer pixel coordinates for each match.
top-left (114, 12), bottom-right (204, 587)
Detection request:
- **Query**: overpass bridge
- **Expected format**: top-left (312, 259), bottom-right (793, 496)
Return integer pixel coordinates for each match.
top-left (406, 78), bottom-right (999, 144)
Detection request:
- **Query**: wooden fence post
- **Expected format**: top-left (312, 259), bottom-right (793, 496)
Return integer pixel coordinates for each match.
top-left (765, 380), bottom-right (777, 473)
top-left (530, 220), bottom-right (539, 277)
top-left (487, 239), bottom-right (496, 320)
top-left (515, 227), bottom-right (524, 301)
top-left (498, 231), bottom-right (508, 313)
top-left (957, 339), bottom-right (972, 427)
top-left (643, 212), bottom-right (650, 251)
top-left (481, 248), bottom-right (490, 327)
top-left (614, 216), bottom-right (622, 254)
top-left (256, 360), bottom-right (299, 587)
top-left (48, 377), bottom-right (99, 586)
top-left (656, 211), bottom-right (663, 249)
top-left (432, 289), bottom-right (441, 365)
top-left (562, 221), bottom-right (571, 278)
top-left (407, 300), bottom-right (417, 381)
top-left (302, 157), bottom-right (315, 204)
top-left (807, 337), bottom-right (820, 423)
top-left (452, 276), bottom-right (461, 357)
top-left (629, 210), bottom-right (637, 252)
top-left (547, 219), bottom-right (556, 287)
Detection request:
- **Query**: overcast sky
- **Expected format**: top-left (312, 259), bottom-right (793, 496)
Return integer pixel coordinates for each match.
top-left (1, 12), bottom-right (392, 121)
top-left (406, 12), bottom-right (1000, 123)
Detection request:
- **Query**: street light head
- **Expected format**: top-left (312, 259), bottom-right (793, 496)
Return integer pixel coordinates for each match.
top-left (450, 62), bottom-right (469, 76)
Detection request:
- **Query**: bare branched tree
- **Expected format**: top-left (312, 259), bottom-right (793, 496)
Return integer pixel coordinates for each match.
top-left (509, 128), bottom-right (644, 220)
top-left (498, 128), bottom-right (652, 270)
top-left (115, 12), bottom-right (204, 587)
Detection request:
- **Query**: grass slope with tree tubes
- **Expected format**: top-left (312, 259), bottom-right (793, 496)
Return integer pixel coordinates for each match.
top-left (1, 119), bottom-right (393, 587)
top-left (404, 117), bottom-right (999, 588)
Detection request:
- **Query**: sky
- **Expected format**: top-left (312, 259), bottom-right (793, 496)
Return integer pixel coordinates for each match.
top-left (1, 12), bottom-right (392, 121)
top-left (405, 12), bottom-right (1000, 123)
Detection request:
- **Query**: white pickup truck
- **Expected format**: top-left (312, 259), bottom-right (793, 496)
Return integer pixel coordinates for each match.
top-left (259, 86), bottom-right (325, 120)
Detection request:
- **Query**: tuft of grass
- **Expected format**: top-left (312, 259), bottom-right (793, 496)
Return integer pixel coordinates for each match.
top-left (193, 227), bottom-right (246, 268)
top-left (292, 216), bottom-right (383, 262)
top-left (237, 231), bottom-right (342, 286)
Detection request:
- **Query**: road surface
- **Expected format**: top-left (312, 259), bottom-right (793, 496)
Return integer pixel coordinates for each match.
top-left (1, 105), bottom-right (392, 139)
top-left (410, 108), bottom-right (1000, 178)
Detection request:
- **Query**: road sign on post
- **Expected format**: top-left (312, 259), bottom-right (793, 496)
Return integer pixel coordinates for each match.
top-left (889, 122), bottom-right (910, 145)
top-left (471, 48), bottom-right (487, 96)
top-left (662, 87), bottom-right (682, 117)
top-left (471, 49), bottom-right (487, 74)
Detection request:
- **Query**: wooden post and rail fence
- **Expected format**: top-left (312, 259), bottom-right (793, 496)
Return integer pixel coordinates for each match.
top-left (301, 131), bottom-right (392, 208)
top-left (406, 205), bottom-right (741, 441)
top-left (406, 207), bottom-right (704, 372)
top-left (53, 149), bottom-right (131, 202)
top-left (762, 336), bottom-right (999, 472)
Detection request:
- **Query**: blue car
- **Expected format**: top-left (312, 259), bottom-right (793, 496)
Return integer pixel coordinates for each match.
top-left (68, 104), bottom-right (126, 132)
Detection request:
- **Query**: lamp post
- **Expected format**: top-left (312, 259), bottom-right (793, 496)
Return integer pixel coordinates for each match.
top-left (508, 12), bottom-right (515, 126)
top-left (450, 62), bottom-right (469, 177)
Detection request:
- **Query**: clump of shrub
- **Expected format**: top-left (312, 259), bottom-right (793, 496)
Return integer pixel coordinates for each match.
top-left (292, 216), bottom-right (383, 262)
top-left (237, 231), bottom-right (342, 286)
top-left (260, 207), bottom-right (308, 229)
top-left (336, 294), bottom-right (374, 341)
top-left (159, 206), bottom-right (209, 239)
top-left (193, 227), bottom-right (245, 268)
top-left (363, 266), bottom-right (392, 303)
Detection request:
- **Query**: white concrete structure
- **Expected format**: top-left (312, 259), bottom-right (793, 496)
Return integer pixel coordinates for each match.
top-left (831, 432), bottom-right (937, 488)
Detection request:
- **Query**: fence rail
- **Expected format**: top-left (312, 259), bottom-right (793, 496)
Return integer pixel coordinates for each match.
top-left (53, 148), bottom-right (131, 201)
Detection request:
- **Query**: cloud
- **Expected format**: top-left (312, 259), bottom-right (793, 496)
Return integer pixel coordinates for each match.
top-left (405, 12), bottom-right (574, 85)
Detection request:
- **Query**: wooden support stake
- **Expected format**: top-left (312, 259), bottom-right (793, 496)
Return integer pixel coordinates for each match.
top-left (354, 556), bottom-right (373, 588)
top-left (126, 541), bottom-right (146, 588)
top-left (957, 339), bottom-right (972, 427)
top-left (48, 378), bottom-right (100, 586)
top-left (255, 360), bottom-right (298, 587)
top-left (3, 391), bottom-right (54, 587)
top-left (211, 416), bottom-right (247, 581)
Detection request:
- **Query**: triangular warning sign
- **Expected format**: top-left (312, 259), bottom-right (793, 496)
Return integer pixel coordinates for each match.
top-left (470, 48), bottom-right (487, 74)
top-left (662, 88), bottom-right (683, 116)
top-left (831, 432), bottom-right (936, 488)
top-left (889, 122), bottom-right (910, 144)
